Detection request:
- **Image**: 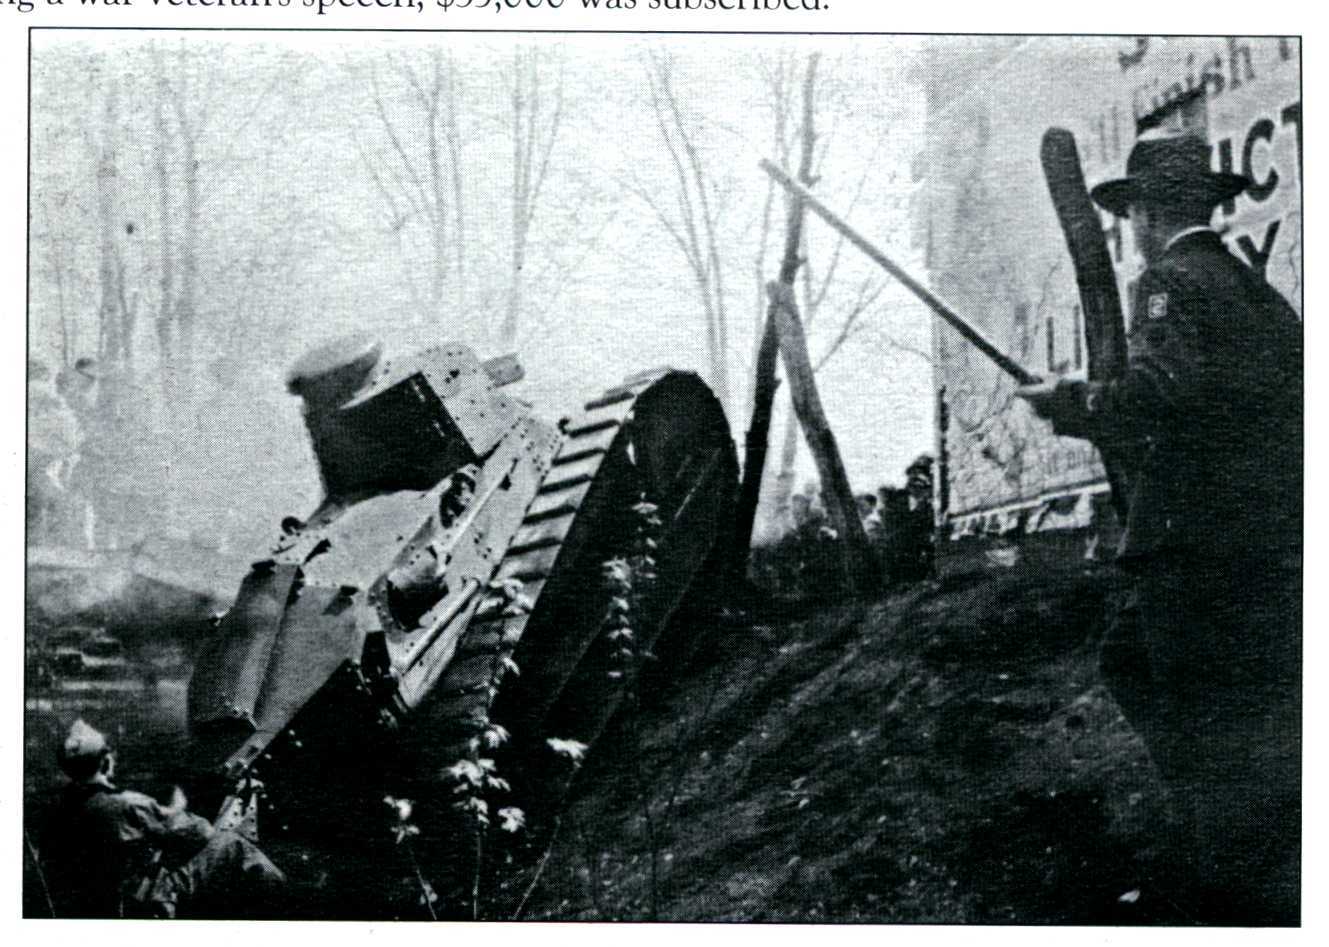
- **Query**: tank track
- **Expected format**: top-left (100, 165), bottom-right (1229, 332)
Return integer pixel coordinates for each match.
top-left (418, 367), bottom-right (680, 767)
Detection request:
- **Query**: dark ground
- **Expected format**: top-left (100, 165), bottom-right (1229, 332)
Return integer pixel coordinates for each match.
top-left (24, 550), bottom-right (1202, 923)
top-left (512, 557), bottom-right (1187, 923)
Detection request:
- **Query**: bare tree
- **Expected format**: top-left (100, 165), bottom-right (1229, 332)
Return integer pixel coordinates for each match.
top-left (744, 51), bottom-right (799, 423)
top-left (91, 73), bottom-right (134, 378)
top-left (151, 80), bottom-right (174, 380)
top-left (33, 192), bottom-right (80, 371)
top-left (148, 40), bottom-right (228, 401)
top-left (359, 49), bottom-right (467, 322)
top-left (78, 59), bottom-right (148, 548)
top-left (503, 47), bottom-right (565, 350)
top-left (629, 50), bottom-right (734, 420)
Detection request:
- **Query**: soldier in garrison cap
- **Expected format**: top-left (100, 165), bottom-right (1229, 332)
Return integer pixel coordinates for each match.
top-left (1018, 130), bottom-right (1302, 923)
top-left (40, 719), bottom-right (285, 918)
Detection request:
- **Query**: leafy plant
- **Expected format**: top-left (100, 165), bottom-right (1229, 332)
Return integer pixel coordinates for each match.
top-left (590, 495), bottom-right (666, 917)
top-left (383, 794), bottom-right (436, 920)
top-left (445, 725), bottom-right (525, 919)
top-left (547, 737), bottom-right (589, 766)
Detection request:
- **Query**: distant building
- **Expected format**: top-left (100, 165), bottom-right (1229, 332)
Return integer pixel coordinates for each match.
top-left (913, 36), bottom-right (1301, 542)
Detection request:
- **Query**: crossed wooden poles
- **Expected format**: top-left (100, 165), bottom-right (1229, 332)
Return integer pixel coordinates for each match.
top-left (734, 161), bottom-right (1044, 592)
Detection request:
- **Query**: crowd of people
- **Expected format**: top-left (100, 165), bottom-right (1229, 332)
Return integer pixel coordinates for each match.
top-left (758, 453), bottom-right (936, 599)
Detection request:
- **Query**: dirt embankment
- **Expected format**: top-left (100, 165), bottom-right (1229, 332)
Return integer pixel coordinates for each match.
top-left (514, 559), bottom-right (1184, 924)
top-left (26, 554), bottom-right (1194, 923)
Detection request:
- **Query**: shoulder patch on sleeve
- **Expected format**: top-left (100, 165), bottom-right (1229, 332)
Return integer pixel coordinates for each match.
top-left (1147, 293), bottom-right (1168, 320)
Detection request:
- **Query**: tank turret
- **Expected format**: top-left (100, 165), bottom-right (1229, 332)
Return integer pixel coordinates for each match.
top-left (286, 336), bottom-right (521, 497)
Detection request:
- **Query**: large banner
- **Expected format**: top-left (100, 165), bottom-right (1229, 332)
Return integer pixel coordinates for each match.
top-left (918, 36), bottom-right (1300, 530)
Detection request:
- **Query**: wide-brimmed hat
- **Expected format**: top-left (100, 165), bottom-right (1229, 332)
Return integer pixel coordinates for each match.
top-left (1090, 130), bottom-right (1250, 217)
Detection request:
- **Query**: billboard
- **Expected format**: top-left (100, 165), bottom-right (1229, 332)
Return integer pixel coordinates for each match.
top-left (916, 36), bottom-right (1300, 535)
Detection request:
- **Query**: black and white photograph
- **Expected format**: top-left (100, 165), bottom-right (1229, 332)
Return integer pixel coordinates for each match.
top-left (17, 21), bottom-right (1304, 928)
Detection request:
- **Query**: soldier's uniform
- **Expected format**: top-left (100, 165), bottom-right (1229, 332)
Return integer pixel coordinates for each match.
top-left (1058, 228), bottom-right (1302, 565)
top-left (1023, 132), bottom-right (1302, 923)
top-left (41, 720), bottom-right (285, 918)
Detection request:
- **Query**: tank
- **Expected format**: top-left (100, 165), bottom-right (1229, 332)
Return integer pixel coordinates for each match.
top-left (186, 336), bottom-right (737, 913)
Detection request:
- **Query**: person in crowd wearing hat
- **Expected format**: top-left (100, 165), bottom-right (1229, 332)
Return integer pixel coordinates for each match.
top-left (901, 454), bottom-right (937, 582)
top-left (857, 492), bottom-right (883, 542)
top-left (41, 718), bottom-right (285, 918)
top-left (1017, 129), bottom-right (1302, 923)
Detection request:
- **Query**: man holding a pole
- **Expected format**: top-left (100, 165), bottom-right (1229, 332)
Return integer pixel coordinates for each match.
top-left (1017, 130), bottom-right (1302, 924)
top-left (761, 128), bottom-right (1301, 920)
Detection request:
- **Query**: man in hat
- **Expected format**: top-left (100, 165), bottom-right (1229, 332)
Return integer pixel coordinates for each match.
top-left (41, 718), bottom-right (285, 918)
top-left (1017, 130), bottom-right (1302, 923)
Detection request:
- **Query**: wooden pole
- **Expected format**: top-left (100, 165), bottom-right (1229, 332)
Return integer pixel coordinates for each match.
top-left (731, 302), bottom-right (782, 571)
top-left (732, 54), bottom-right (880, 593)
top-left (769, 281), bottom-right (882, 594)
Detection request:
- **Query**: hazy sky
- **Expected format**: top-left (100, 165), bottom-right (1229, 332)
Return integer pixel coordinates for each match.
top-left (30, 30), bottom-right (936, 552)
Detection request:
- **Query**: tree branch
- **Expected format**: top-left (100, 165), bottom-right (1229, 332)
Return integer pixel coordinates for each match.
top-left (813, 277), bottom-right (884, 373)
top-left (370, 63), bottom-right (432, 224)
